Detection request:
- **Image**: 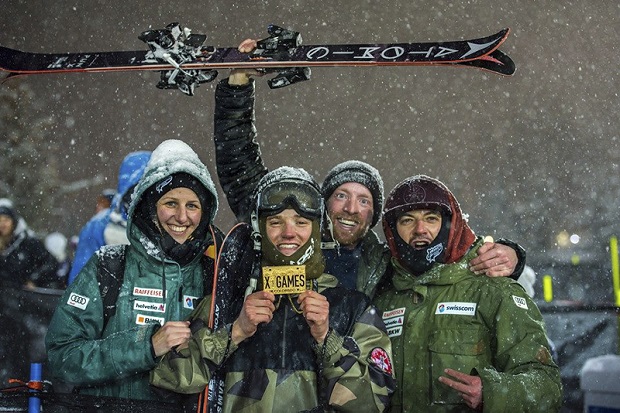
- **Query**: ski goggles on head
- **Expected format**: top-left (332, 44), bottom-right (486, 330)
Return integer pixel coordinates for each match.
top-left (257, 180), bottom-right (323, 220)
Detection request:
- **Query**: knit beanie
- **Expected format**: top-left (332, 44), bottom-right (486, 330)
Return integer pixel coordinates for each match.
top-left (321, 160), bottom-right (384, 228)
top-left (383, 175), bottom-right (451, 222)
top-left (143, 172), bottom-right (213, 219)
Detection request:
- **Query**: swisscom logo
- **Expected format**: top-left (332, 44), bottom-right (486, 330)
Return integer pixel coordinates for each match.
top-left (435, 302), bottom-right (477, 316)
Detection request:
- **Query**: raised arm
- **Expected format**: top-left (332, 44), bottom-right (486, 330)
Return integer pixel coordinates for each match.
top-left (213, 72), bottom-right (268, 223)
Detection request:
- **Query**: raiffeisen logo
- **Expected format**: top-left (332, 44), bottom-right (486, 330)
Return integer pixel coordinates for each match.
top-left (435, 302), bottom-right (477, 316)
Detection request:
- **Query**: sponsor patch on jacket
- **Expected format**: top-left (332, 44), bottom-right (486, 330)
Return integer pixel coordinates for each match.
top-left (382, 307), bottom-right (405, 338)
top-left (183, 295), bottom-right (199, 309)
top-left (435, 302), bottom-right (477, 316)
top-left (369, 347), bottom-right (393, 375)
top-left (133, 287), bottom-right (164, 298)
top-left (135, 314), bottom-right (164, 326)
top-left (67, 293), bottom-right (89, 310)
top-left (512, 295), bottom-right (529, 309)
top-left (133, 300), bottom-right (165, 313)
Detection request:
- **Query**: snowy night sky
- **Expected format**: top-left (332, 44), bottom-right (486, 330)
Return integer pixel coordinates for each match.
top-left (1, 0), bottom-right (619, 300)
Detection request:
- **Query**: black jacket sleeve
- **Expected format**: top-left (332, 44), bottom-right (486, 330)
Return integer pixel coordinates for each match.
top-left (213, 78), bottom-right (268, 223)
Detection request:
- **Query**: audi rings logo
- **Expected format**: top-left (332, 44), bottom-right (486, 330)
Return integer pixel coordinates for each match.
top-left (67, 293), bottom-right (90, 310)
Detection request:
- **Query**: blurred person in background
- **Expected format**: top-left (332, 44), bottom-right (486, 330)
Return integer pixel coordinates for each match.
top-left (95, 188), bottom-right (115, 214)
top-left (44, 231), bottom-right (72, 289)
top-left (0, 202), bottom-right (58, 289)
top-left (0, 200), bottom-right (60, 389)
top-left (68, 151), bottom-right (151, 284)
top-left (0, 198), bottom-right (31, 237)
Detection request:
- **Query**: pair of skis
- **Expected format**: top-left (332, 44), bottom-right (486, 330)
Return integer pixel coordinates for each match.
top-left (0, 23), bottom-right (515, 95)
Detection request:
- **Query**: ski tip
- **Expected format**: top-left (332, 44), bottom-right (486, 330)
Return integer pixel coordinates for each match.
top-left (495, 28), bottom-right (511, 46)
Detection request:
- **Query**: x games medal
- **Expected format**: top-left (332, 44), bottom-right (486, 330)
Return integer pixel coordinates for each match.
top-left (262, 265), bottom-right (306, 295)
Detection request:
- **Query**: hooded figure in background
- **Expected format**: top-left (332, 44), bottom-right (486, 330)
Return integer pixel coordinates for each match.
top-left (46, 139), bottom-right (221, 404)
top-left (374, 175), bottom-right (562, 412)
top-left (68, 151), bottom-right (151, 284)
top-left (95, 188), bottom-right (115, 214)
top-left (151, 166), bottom-right (395, 412)
top-left (0, 203), bottom-right (58, 289)
top-left (0, 198), bottom-right (31, 237)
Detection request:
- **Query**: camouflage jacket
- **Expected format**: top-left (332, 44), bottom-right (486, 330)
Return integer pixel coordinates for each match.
top-left (151, 273), bottom-right (395, 412)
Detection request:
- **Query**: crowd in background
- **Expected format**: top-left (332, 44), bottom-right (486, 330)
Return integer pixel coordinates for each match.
top-left (0, 188), bottom-right (118, 292)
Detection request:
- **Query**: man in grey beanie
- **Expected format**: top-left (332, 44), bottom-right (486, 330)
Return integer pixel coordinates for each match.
top-left (211, 45), bottom-right (525, 298)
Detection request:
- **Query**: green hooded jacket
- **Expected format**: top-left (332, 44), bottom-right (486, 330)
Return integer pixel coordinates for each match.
top-left (45, 140), bottom-right (219, 401)
top-left (373, 238), bottom-right (563, 413)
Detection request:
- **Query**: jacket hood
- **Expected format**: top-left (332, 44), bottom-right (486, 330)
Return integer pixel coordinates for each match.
top-left (110, 151), bottom-right (152, 218)
top-left (0, 198), bottom-right (30, 237)
top-left (127, 140), bottom-right (219, 252)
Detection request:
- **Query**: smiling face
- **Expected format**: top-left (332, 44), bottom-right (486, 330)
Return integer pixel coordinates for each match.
top-left (156, 187), bottom-right (203, 244)
top-left (265, 208), bottom-right (313, 256)
top-left (395, 209), bottom-right (442, 249)
top-left (326, 182), bottom-right (373, 249)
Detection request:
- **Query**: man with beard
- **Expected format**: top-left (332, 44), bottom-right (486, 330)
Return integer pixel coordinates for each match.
top-left (212, 39), bottom-right (525, 298)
